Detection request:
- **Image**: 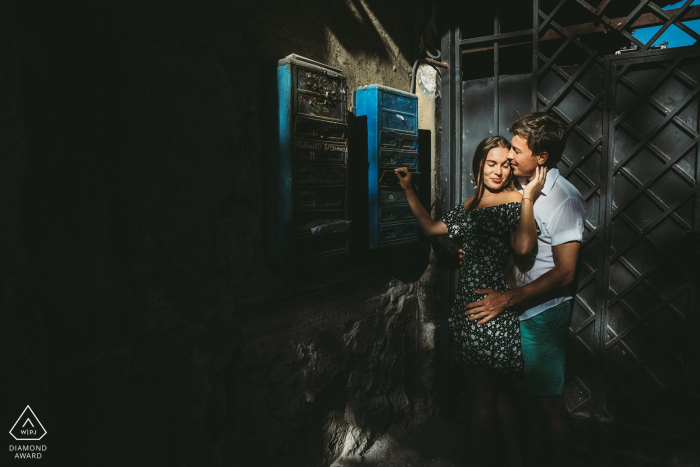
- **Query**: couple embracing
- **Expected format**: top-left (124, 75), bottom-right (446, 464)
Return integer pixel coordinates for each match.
top-left (395, 112), bottom-right (586, 467)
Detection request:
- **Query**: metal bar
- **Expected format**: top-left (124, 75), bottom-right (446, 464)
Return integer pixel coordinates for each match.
top-left (607, 377), bottom-right (686, 429)
top-left (608, 190), bottom-right (699, 307)
top-left (572, 286), bottom-right (596, 314)
top-left (570, 311), bottom-right (597, 336)
top-left (533, 0), bottom-right (540, 111)
top-left (606, 295), bottom-right (687, 374)
top-left (546, 60), bottom-right (601, 102)
top-left (566, 91), bottom-right (604, 133)
top-left (618, 27), bottom-right (649, 51)
top-left (544, 18), bottom-right (607, 68)
top-left (538, 0), bottom-right (569, 34)
top-left (561, 120), bottom-right (605, 181)
top-left (610, 85), bottom-right (700, 172)
top-left (687, 230), bottom-right (700, 403)
top-left (543, 50), bottom-right (599, 112)
top-left (604, 285), bottom-right (692, 350)
top-left (615, 275), bottom-right (688, 364)
top-left (641, 0), bottom-right (694, 50)
top-left (610, 310), bottom-right (682, 389)
top-left (439, 26), bottom-right (457, 418)
top-left (465, 6), bottom-right (700, 55)
top-left (617, 90), bottom-right (700, 141)
top-left (617, 0), bottom-right (653, 31)
top-left (454, 27), bottom-right (462, 205)
top-left (494, 0), bottom-right (500, 135)
top-left (614, 248), bottom-right (689, 326)
top-left (462, 40), bottom-right (530, 55)
top-left (595, 52), bottom-right (616, 429)
top-left (581, 182), bottom-right (602, 204)
top-left (611, 136), bottom-right (699, 219)
top-left (572, 0), bottom-right (619, 29)
top-left (594, 0), bottom-right (612, 17)
top-left (568, 394), bottom-right (593, 415)
top-left (610, 188), bottom-right (697, 265)
top-left (647, 2), bottom-right (700, 43)
top-left (537, 33), bottom-right (577, 79)
top-left (618, 165), bottom-right (695, 227)
top-left (612, 214), bottom-right (694, 318)
top-left (424, 57), bottom-right (449, 69)
top-left (614, 122), bottom-right (697, 188)
top-left (614, 57), bottom-right (683, 126)
top-left (459, 29), bottom-right (534, 47)
top-left (583, 225), bottom-right (599, 244)
top-left (538, 92), bottom-right (601, 148)
top-left (637, 4), bottom-right (700, 29)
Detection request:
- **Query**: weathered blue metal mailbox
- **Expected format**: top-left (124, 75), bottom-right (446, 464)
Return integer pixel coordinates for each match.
top-left (269, 54), bottom-right (350, 263)
top-left (354, 85), bottom-right (419, 248)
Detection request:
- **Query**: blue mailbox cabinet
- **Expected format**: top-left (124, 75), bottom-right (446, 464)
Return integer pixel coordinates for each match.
top-left (354, 85), bottom-right (419, 248)
top-left (269, 54), bottom-right (350, 263)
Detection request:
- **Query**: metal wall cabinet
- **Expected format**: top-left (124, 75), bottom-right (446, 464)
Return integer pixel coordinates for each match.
top-left (269, 54), bottom-right (350, 263)
top-left (354, 85), bottom-right (419, 248)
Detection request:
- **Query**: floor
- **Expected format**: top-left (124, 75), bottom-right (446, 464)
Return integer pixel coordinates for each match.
top-left (332, 416), bottom-right (630, 467)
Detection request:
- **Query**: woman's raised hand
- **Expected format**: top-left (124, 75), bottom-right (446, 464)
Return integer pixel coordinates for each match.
top-left (522, 165), bottom-right (547, 201)
top-left (394, 167), bottom-right (413, 191)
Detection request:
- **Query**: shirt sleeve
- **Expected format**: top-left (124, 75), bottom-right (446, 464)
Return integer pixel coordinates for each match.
top-left (439, 205), bottom-right (466, 239)
top-left (548, 196), bottom-right (587, 246)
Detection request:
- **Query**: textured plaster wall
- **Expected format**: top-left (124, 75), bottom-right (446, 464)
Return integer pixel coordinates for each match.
top-left (3, 1), bottom-right (444, 466)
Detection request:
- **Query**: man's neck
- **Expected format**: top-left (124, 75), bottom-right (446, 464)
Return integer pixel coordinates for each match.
top-left (519, 173), bottom-right (536, 184)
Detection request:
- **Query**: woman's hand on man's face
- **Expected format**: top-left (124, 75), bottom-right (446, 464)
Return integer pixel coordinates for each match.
top-left (521, 165), bottom-right (547, 201)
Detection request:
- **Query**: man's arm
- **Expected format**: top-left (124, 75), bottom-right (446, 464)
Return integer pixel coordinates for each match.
top-left (464, 241), bottom-right (580, 324)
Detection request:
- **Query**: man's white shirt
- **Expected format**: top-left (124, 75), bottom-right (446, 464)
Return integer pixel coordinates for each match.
top-left (515, 167), bottom-right (587, 321)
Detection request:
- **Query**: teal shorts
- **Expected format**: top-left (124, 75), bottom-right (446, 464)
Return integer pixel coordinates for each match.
top-left (519, 300), bottom-right (572, 396)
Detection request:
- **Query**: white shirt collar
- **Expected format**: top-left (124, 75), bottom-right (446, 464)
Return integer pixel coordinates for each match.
top-left (518, 167), bottom-right (560, 196)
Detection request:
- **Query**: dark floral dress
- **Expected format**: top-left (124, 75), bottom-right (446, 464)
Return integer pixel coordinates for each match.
top-left (440, 201), bottom-right (526, 374)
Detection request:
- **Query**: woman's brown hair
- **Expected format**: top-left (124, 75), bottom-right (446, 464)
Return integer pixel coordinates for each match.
top-left (468, 136), bottom-right (518, 289)
top-left (467, 136), bottom-right (514, 212)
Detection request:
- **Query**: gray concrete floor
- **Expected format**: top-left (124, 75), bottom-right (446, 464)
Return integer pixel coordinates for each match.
top-left (333, 416), bottom-right (624, 467)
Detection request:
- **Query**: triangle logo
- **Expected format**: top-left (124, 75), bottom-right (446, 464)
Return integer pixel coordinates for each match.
top-left (9, 406), bottom-right (47, 441)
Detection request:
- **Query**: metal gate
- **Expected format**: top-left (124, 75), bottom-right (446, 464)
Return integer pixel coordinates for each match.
top-left (440, 0), bottom-right (700, 457)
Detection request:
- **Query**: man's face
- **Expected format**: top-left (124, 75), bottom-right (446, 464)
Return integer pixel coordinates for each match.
top-left (507, 134), bottom-right (540, 178)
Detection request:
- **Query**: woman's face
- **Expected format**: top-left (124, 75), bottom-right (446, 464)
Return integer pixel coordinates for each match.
top-left (482, 146), bottom-right (511, 191)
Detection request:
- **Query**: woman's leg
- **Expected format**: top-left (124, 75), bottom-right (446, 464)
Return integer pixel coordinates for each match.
top-left (463, 366), bottom-right (496, 467)
top-left (495, 377), bottom-right (524, 467)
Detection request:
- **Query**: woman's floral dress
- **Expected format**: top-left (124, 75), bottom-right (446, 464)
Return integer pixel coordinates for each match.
top-left (441, 201), bottom-right (527, 374)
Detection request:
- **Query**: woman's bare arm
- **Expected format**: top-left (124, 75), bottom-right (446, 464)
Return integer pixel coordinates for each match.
top-left (510, 166), bottom-right (547, 255)
top-left (395, 167), bottom-right (448, 236)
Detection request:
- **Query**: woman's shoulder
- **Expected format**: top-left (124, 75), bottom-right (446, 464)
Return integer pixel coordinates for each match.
top-left (462, 196), bottom-right (475, 210)
top-left (502, 190), bottom-right (523, 203)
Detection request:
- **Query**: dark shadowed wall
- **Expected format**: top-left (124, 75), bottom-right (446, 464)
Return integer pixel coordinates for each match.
top-left (2, 0), bottom-right (446, 466)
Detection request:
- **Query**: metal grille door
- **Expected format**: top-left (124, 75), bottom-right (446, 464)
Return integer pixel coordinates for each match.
top-left (442, 0), bottom-right (700, 456)
top-left (599, 48), bottom-right (700, 436)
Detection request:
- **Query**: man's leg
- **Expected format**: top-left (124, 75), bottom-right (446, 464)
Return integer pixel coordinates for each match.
top-left (538, 394), bottom-right (572, 467)
top-left (520, 301), bottom-right (573, 466)
top-left (516, 380), bottom-right (543, 466)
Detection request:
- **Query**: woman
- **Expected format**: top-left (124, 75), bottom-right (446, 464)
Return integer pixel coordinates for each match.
top-left (395, 136), bottom-right (546, 467)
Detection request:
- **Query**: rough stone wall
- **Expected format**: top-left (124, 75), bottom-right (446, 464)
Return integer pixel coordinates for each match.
top-left (3, 1), bottom-right (444, 466)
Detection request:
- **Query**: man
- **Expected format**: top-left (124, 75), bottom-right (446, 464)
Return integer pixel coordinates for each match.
top-left (463, 112), bottom-right (587, 467)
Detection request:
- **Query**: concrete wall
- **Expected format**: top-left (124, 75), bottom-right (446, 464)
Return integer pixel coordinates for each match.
top-left (2, 1), bottom-right (446, 466)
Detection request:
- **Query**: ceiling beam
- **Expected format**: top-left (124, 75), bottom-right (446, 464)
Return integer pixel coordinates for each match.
top-left (462, 5), bottom-right (700, 54)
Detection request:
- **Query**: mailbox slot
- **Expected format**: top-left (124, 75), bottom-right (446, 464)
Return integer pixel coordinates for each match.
top-left (355, 85), bottom-right (419, 248)
top-left (269, 54), bottom-right (350, 262)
